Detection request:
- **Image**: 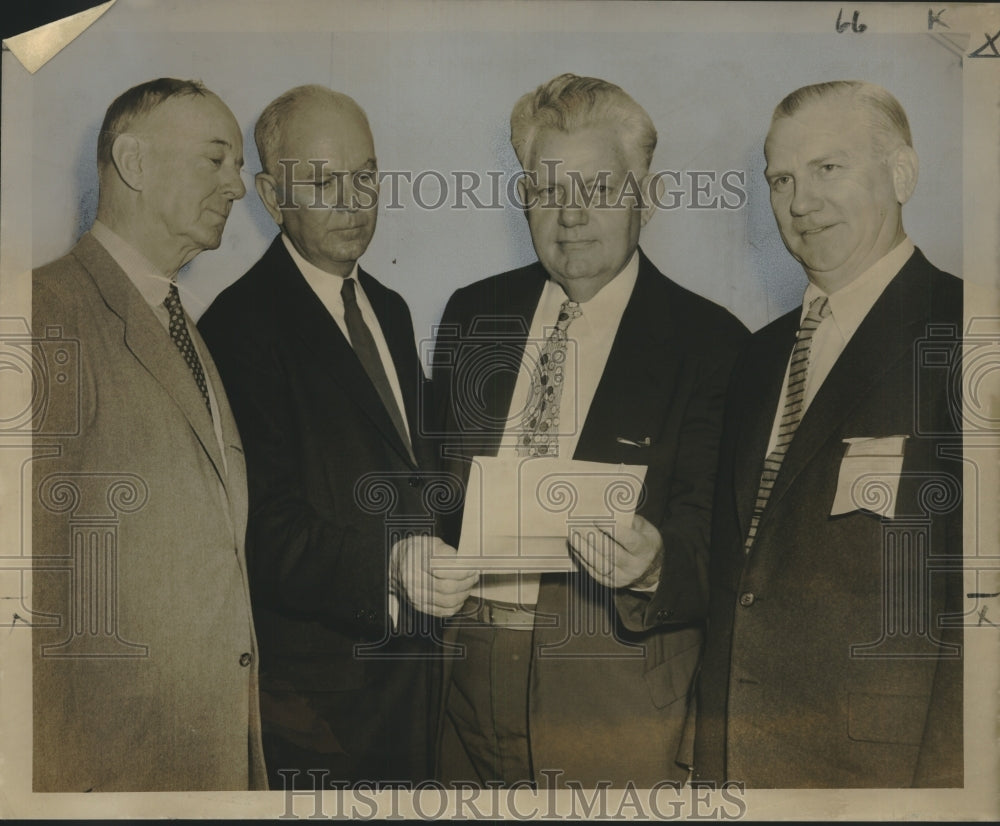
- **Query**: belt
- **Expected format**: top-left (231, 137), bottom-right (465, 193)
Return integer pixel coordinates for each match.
top-left (463, 597), bottom-right (537, 630)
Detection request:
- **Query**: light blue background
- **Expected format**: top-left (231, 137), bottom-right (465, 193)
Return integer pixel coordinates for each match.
top-left (29, 28), bottom-right (963, 345)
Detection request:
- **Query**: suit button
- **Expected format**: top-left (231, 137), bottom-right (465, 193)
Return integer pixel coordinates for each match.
top-left (239, 652), bottom-right (253, 667)
top-left (408, 476), bottom-right (421, 488)
top-left (738, 592), bottom-right (755, 607)
top-left (655, 609), bottom-right (673, 622)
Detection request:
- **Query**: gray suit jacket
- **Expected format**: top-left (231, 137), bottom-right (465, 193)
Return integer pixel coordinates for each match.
top-left (31, 233), bottom-right (267, 791)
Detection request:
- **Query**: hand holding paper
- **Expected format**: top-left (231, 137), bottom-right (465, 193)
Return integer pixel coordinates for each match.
top-left (567, 513), bottom-right (664, 590)
top-left (457, 456), bottom-right (648, 573)
top-left (391, 535), bottom-right (479, 617)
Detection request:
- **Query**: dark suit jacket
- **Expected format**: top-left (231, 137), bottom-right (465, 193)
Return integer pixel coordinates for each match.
top-left (433, 249), bottom-right (748, 786)
top-left (199, 236), bottom-right (441, 781)
top-left (32, 233), bottom-right (266, 791)
top-left (692, 248), bottom-right (964, 787)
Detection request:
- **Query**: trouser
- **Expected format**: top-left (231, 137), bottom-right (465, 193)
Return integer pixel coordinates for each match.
top-left (439, 598), bottom-right (537, 786)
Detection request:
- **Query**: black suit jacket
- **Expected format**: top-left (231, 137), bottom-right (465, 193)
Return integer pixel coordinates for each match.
top-left (693, 249), bottom-right (964, 787)
top-left (433, 249), bottom-right (748, 785)
top-left (199, 236), bottom-right (441, 780)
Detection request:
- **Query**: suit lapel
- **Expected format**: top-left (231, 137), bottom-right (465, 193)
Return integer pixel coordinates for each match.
top-left (192, 321), bottom-right (245, 483)
top-left (268, 240), bottom-right (416, 467)
top-left (764, 251), bottom-right (935, 516)
top-left (575, 253), bottom-right (682, 461)
top-left (360, 268), bottom-right (420, 466)
top-left (464, 267), bottom-right (547, 459)
top-left (72, 233), bottom-right (228, 486)
top-left (732, 315), bottom-right (798, 535)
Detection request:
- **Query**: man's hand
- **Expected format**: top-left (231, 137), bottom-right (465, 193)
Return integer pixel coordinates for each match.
top-left (390, 535), bottom-right (479, 617)
top-left (567, 514), bottom-right (664, 590)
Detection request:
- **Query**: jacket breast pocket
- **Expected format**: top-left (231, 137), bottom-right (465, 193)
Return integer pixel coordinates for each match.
top-left (847, 692), bottom-right (928, 745)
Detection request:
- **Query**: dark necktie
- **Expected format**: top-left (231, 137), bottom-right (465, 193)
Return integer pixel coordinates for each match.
top-left (744, 295), bottom-right (831, 552)
top-left (515, 298), bottom-right (582, 457)
top-left (163, 282), bottom-right (211, 412)
top-left (341, 278), bottom-right (414, 461)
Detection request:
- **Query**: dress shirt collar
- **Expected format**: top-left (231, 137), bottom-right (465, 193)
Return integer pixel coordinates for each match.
top-left (281, 232), bottom-right (360, 287)
top-left (801, 236), bottom-right (914, 341)
top-left (542, 248), bottom-right (640, 319)
top-left (90, 219), bottom-right (174, 307)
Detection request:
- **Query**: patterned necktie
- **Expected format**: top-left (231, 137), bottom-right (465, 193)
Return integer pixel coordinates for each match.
top-left (516, 298), bottom-right (582, 457)
top-left (744, 295), bottom-right (831, 552)
top-left (341, 278), bottom-right (414, 462)
top-left (163, 282), bottom-right (211, 412)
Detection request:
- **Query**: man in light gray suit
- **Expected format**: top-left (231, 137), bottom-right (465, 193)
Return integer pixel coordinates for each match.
top-left (31, 77), bottom-right (267, 791)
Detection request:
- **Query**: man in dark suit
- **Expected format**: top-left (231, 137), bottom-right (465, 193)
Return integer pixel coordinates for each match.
top-left (199, 85), bottom-right (447, 786)
top-left (400, 74), bottom-right (747, 787)
top-left (687, 81), bottom-right (965, 787)
top-left (32, 78), bottom-right (266, 791)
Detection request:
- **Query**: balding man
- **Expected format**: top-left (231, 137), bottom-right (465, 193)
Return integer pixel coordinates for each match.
top-left (32, 78), bottom-right (265, 791)
top-left (689, 81), bottom-right (965, 787)
top-left (199, 85), bottom-right (441, 786)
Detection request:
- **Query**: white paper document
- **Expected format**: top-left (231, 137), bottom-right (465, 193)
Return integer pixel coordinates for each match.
top-left (455, 455), bottom-right (647, 573)
top-left (830, 435), bottom-right (909, 518)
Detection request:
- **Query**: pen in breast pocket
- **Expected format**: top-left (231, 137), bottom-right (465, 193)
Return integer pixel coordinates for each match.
top-left (615, 436), bottom-right (650, 447)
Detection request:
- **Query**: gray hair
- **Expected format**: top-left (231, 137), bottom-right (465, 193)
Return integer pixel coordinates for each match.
top-left (97, 78), bottom-right (208, 170)
top-left (254, 84), bottom-right (371, 177)
top-left (510, 73), bottom-right (657, 173)
top-left (772, 80), bottom-right (913, 154)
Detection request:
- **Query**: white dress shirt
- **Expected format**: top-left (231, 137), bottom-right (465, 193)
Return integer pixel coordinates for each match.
top-left (480, 250), bottom-right (640, 606)
top-left (765, 237), bottom-right (915, 455)
top-left (282, 234), bottom-right (411, 443)
top-left (90, 220), bottom-right (227, 471)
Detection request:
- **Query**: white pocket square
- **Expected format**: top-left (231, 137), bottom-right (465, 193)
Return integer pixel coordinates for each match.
top-left (830, 436), bottom-right (909, 518)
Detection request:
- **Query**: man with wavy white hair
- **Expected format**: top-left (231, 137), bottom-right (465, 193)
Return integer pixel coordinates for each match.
top-left (401, 73), bottom-right (747, 787)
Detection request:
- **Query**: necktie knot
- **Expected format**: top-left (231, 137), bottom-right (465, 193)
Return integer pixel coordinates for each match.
top-left (800, 295), bottom-right (831, 331)
top-left (555, 299), bottom-right (582, 331)
top-left (341, 277), bottom-right (359, 305)
top-left (164, 281), bottom-right (182, 314)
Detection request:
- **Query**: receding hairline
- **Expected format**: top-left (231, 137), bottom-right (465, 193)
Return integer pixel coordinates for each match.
top-left (97, 78), bottom-right (225, 171)
top-left (254, 85), bottom-right (373, 176)
top-left (768, 80), bottom-right (913, 152)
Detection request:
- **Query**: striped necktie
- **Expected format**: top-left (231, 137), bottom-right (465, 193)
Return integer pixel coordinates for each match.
top-left (164, 282), bottom-right (211, 412)
top-left (744, 295), bottom-right (831, 553)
